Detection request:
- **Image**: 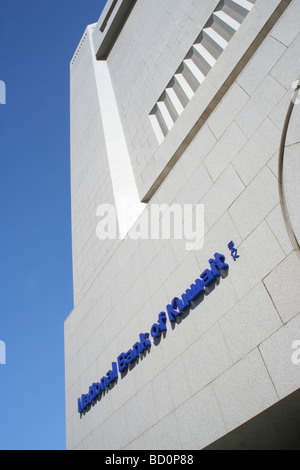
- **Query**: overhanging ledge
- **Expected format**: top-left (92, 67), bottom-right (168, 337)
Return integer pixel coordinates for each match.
top-left (92, 0), bottom-right (138, 60)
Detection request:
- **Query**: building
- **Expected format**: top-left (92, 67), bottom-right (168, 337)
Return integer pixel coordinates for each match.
top-left (64, 0), bottom-right (300, 450)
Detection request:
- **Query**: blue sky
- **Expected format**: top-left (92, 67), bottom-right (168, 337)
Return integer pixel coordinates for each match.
top-left (0, 0), bottom-right (107, 450)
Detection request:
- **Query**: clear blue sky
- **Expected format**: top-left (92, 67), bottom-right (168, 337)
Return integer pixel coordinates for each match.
top-left (0, 0), bottom-right (107, 450)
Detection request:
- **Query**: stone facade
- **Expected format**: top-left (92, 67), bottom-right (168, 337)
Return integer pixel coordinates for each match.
top-left (65, 0), bottom-right (300, 450)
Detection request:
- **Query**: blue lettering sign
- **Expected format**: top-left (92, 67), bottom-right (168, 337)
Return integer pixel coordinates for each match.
top-left (158, 312), bottom-right (167, 331)
top-left (228, 241), bottom-right (239, 261)
top-left (151, 312), bottom-right (168, 338)
top-left (117, 333), bottom-right (151, 375)
top-left (166, 297), bottom-right (181, 323)
top-left (77, 251), bottom-right (231, 413)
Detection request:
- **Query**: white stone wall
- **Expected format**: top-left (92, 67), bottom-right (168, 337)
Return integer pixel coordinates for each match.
top-left (107, 0), bottom-right (220, 188)
top-left (107, 0), bottom-right (293, 201)
top-left (65, 0), bottom-right (300, 450)
top-left (70, 26), bottom-right (126, 305)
